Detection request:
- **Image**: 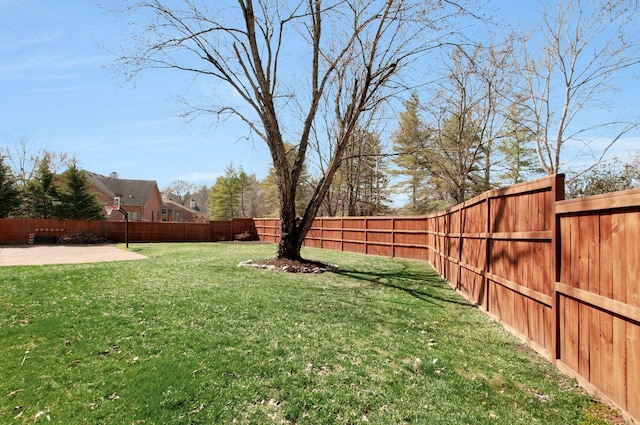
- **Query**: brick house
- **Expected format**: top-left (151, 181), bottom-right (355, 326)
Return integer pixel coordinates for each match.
top-left (84, 171), bottom-right (164, 222)
top-left (161, 198), bottom-right (208, 222)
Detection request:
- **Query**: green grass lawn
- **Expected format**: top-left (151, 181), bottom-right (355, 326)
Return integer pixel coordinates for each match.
top-left (0, 243), bottom-right (616, 424)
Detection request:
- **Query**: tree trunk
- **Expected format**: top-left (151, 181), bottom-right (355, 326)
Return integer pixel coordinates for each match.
top-left (277, 224), bottom-right (305, 261)
top-left (276, 181), bottom-right (316, 261)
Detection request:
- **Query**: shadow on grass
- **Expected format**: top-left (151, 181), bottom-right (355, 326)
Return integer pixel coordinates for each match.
top-left (332, 263), bottom-right (473, 309)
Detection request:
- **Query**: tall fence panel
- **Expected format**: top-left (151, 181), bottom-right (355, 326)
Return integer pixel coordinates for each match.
top-left (484, 176), bottom-right (563, 359)
top-left (556, 188), bottom-right (640, 421)
top-left (0, 219), bottom-right (29, 244)
top-left (253, 218), bottom-right (280, 244)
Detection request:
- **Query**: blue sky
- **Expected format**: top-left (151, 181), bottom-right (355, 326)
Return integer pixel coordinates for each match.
top-left (1, 0), bottom-right (274, 189)
top-left (1, 0), bottom-right (638, 192)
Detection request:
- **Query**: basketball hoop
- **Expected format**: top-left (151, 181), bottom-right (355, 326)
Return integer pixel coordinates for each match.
top-left (105, 205), bottom-right (117, 216)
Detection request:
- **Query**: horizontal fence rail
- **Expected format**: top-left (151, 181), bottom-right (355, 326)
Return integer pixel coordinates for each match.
top-left (254, 176), bottom-right (640, 424)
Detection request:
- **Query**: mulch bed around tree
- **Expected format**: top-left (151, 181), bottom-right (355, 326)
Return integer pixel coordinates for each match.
top-left (239, 257), bottom-right (338, 273)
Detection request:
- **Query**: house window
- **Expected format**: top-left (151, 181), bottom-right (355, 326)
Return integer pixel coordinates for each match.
top-left (130, 211), bottom-right (139, 221)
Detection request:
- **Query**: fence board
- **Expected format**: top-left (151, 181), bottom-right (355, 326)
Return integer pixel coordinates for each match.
top-left (577, 215), bottom-right (590, 380)
top-left (598, 213), bottom-right (614, 398)
top-left (587, 214), bottom-right (601, 391)
top-left (628, 321), bottom-right (640, 420)
top-left (611, 212), bottom-right (627, 408)
top-left (625, 212), bottom-right (640, 419)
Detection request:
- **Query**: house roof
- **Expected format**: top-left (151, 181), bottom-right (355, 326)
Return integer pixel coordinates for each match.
top-left (162, 198), bottom-right (190, 211)
top-left (84, 171), bottom-right (159, 207)
top-left (161, 198), bottom-right (202, 212)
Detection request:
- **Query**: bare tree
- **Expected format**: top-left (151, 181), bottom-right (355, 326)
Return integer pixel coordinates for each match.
top-left (114, 0), bottom-right (471, 260)
top-left (515, 0), bottom-right (640, 175)
top-left (322, 127), bottom-right (389, 216)
top-left (3, 137), bottom-right (72, 187)
top-left (2, 137), bottom-right (37, 187)
top-left (162, 179), bottom-right (197, 205)
top-left (190, 184), bottom-right (210, 211)
top-left (422, 41), bottom-right (514, 204)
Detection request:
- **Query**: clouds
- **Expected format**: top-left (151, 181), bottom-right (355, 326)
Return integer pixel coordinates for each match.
top-left (0, 33), bottom-right (110, 84)
top-left (0, 1), bottom-right (116, 83)
top-left (178, 171), bottom-right (221, 184)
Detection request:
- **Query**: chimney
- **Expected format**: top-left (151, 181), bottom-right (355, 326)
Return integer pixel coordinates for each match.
top-left (190, 199), bottom-right (196, 209)
top-left (109, 172), bottom-right (119, 179)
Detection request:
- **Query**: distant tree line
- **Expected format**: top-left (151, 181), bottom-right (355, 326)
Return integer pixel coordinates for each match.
top-left (0, 143), bottom-right (105, 220)
top-left (161, 135), bottom-right (393, 220)
top-left (198, 135), bottom-right (639, 220)
top-left (6, 1), bottom-right (639, 231)
top-left (3, 134), bottom-right (637, 223)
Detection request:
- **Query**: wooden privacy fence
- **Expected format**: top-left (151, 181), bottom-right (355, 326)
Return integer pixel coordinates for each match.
top-left (0, 218), bottom-right (255, 245)
top-left (253, 175), bottom-right (640, 423)
top-left (555, 189), bottom-right (640, 422)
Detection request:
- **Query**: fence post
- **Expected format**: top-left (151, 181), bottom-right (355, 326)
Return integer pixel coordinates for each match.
top-left (484, 194), bottom-right (491, 312)
top-left (364, 217), bottom-right (368, 255)
top-left (551, 174), bottom-right (566, 364)
top-left (392, 217), bottom-right (396, 259)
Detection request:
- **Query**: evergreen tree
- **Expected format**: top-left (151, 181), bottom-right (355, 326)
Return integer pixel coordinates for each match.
top-left (496, 103), bottom-right (542, 185)
top-left (391, 93), bottom-right (431, 214)
top-left (21, 156), bottom-right (58, 219)
top-left (208, 165), bottom-right (242, 220)
top-left (349, 129), bottom-right (387, 216)
top-left (236, 168), bottom-right (252, 217)
top-left (0, 156), bottom-right (20, 218)
top-left (207, 164), bottom-right (261, 219)
top-left (56, 162), bottom-right (106, 220)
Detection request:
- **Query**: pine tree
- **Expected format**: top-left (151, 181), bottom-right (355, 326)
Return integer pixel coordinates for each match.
top-left (208, 165), bottom-right (242, 220)
top-left (21, 156), bottom-right (58, 219)
top-left (207, 164), bottom-right (262, 219)
top-left (496, 103), bottom-right (542, 185)
top-left (236, 167), bottom-right (252, 217)
top-left (350, 129), bottom-right (389, 216)
top-left (391, 93), bottom-right (431, 214)
top-left (0, 156), bottom-right (20, 218)
top-left (56, 162), bottom-right (106, 220)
